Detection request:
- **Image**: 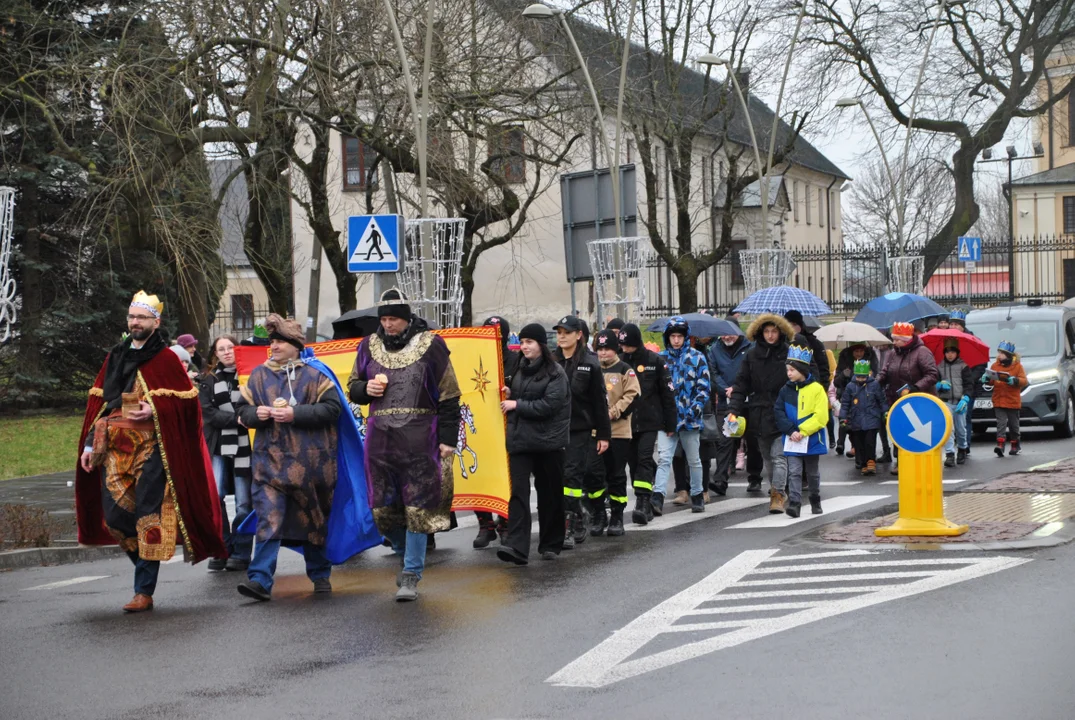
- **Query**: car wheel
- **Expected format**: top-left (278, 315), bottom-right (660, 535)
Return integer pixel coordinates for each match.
top-left (1055, 394), bottom-right (1075, 439)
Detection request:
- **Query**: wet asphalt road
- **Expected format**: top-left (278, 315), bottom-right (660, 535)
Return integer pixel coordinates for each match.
top-left (2, 431), bottom-right (1075, 720)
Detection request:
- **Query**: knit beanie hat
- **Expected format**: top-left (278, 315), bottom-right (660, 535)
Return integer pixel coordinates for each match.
top-left (518, 323), bottom-right (547, 345)
top-left (618, 323), bottom-right (643, 348)
top-left (594, 329), bottom-right (620, 351)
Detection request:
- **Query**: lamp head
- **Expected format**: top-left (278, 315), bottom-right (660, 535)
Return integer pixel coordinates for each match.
top-left (1033, 141), bottom-right (1045, 155)
top-left (982, 147), bottom-right (993, 160)
top-left (696, 54), bottom-right (728, 67)
top-left (1005, 145), bottom-right (1017, 159)
top-left (834, 97), bottom-right (861, 108)
top-left (522, 3), bottom-right (557, 19)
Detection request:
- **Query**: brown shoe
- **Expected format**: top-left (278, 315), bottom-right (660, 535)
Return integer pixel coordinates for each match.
top-left (865, 460), bottom-right (876, 475)
top-left (768, 490), bottom-right (786, 514)
top-left (122, 594), bottom-right (154, 613)
top-left (673, 490), bottom-right (690, 505)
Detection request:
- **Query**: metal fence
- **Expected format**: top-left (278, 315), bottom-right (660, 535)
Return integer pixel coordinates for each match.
top-left (642, 234), bottom-right (1075, 318)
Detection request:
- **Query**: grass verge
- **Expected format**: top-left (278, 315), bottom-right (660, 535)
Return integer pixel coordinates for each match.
top-left (0, 413), bottom-right (84, 480)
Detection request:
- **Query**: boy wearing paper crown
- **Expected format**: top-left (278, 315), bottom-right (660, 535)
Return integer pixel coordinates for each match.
top-left (772, 345), bottom-right (829, 517)
top-left (839, 359), bottom-right (887, 476)
top-left (983, 340), bottom-right (1028, 457)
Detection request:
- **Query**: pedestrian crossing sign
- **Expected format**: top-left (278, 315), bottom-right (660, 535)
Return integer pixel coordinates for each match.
top-left (957, 235), bottom-right (981, 263)
top-left (347, 215), bottom-right (403, 273)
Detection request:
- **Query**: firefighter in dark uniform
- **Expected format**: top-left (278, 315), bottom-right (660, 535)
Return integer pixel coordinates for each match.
top-left (553, 315), bottom-right (611, 549)
top-left (471, 316), bottom-right (522, 549)
top-left (617, 323), bottom-right (677, 525)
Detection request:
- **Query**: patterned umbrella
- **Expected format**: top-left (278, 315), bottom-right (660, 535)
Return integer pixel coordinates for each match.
top-left (853, 292), bottom-right (948, 329)
top-left (645, 313), bottom-right (742, 338)
top-left (734, 285), bottom-right (832, 316)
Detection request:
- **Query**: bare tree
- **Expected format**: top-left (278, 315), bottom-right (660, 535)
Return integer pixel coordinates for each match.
top-left (844, 154), bottom-right (955, 249)
top-left (569, 0), bottom-right (810, 312)
top-left (798, 0), bottom-right (1075, 278)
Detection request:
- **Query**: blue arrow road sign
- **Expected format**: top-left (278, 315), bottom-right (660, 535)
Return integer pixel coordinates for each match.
top-left (887, 394), bottom-right (951, 453)
top-left (347, 215), bottom-right (403, 273)
top-left (957, 236), bottom-right (982, 263)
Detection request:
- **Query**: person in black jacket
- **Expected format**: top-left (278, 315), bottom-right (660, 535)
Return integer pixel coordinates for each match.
top-left (832, 344), bottom-right (880, 456)
top-left (618, 323), bottom-right (677, 525)
top-left (728, 313), bottom-right (796, 497)
top-left (496, 324), bottom-right (571, 564)
top-left (472, 315), bottom-right (522, 549)
top-left (553, 315), bottom-right (612, 548)
top-left (198, 335), bottom-right (253, 572)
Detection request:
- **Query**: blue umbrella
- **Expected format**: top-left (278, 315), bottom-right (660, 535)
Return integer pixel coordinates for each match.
top-left (853, 292), bottom-right (948, 330)
top-left (646, 313), bottom-right (742, 338)
top-left (734, 286), bottom-right (832, 316)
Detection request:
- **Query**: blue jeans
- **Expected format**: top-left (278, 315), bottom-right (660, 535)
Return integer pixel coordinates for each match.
top-left (943, 403), bottom-right (969, 454)
top-left (212, 455), bottom-right (253, 561)
top-left (386, 528), bottom-right (428, 580)
top-left (126, 551), bottom-right (160, 596)
top-left (655, 430), bottom-right (703, 497)
top-left (247, 539), bottom-right (332, 592)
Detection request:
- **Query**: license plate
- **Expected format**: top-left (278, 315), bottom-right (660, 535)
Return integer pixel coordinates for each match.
top-left (975, 397), bottom-right (993, 409)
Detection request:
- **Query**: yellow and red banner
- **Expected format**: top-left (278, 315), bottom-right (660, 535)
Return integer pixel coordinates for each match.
top-left (234, 327), bottom-right (510, 517)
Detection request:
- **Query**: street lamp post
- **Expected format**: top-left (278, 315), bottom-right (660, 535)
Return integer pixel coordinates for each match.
top-left (524, 3), bottom-right (638, 318)
top-left (697, 0), bottom-right (807, 251)
top-left (979, 143), bottom-right (1045, 301)
top-left (523, 3), bottom-right (623, 237)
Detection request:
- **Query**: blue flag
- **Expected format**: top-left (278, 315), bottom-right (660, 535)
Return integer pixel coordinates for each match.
top-left (237, 348), bottom-right (383, 563)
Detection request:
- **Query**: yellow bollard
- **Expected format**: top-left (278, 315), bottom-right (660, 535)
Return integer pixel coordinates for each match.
top-left (875, 393), bottom-right (968, 537)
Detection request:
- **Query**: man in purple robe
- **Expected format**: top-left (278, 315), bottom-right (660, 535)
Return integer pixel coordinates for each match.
top-left (348, 289), bottom-right (461, 602)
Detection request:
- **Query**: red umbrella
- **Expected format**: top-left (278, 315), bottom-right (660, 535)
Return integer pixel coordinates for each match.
top-left (920, 328), bottom-right (990, 368)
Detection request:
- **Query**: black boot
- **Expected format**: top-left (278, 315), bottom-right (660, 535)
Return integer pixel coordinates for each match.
top-left (834, 443), bottom-right (844, 457)
top-left (562, 514), bottom-right (575, 550)
top-left (573, 505), bottom-right (590, 545)
top-left (879, 449), bottom-right (892, 464)
top-left (746, 477), bottom-right (762, 493)
top-left (944, 452), bottom-right (956, 468)
top-left (632, 493), bottom-right (650, 525)
top-left (785, 501), bottom-right (801, 518)
top-left (472, 518), bottom-right (499, 549)
top-left (607, 508), bottom-right (625, 537)
top-left (589, 498), bottom-right (608, 537)
top-left (708, 479), bottom-right (728, 496)
top-left (1009, 439), bottom-right (1021, 456)
top-left (995, 437), bottom-right (1006, 458)
top-left (691, 493), bottom-right (705, 513)
top-left (650, 492), bottom-right (664, 517)
top-left (956, 448), bottom-right (967, 465)
top-left (809, 495), bottom-right (822, 514)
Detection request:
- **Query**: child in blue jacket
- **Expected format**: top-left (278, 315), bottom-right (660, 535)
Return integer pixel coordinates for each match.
top-left (773, 345), bottom-right (829, 518)
top-left (839, 359), bottom-right (887, 476)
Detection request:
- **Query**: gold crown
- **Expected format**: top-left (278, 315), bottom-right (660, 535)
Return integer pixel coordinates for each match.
top-left (130, 290), bottom-right (163, 318)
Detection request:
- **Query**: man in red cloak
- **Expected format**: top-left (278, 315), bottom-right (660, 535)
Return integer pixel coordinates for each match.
top-left (76, 290), bottom-right (225, 612)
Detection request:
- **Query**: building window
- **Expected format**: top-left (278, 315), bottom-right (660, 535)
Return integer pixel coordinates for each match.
top-left (342, 136), bottom-right (378, 191)
top-left (730, 239), bottom-right (749, 287)
top-left (805, 184), bottom-right (812, 224)
top-left (1069, 91), bottom-right (1075, 146)
top-left (792, 181), bottom-right (800, 222)
top-left (1064, 196), bottom-right (1075, 234)
top-left (231, 294), bottom-right (254, 331)
top-left (488, 125), bottom-right (526, 184)
top-left (818, 188), bottom-right (825, 227)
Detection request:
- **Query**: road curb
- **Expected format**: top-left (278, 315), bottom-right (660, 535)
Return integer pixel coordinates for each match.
top-left (784, 501), bottom-right (1075, 552)
top-left (0, 545), bottom-right (124, 571)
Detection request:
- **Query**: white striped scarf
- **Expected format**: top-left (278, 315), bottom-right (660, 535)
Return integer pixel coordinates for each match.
top-left (211, 368), bottom-right (251, 476)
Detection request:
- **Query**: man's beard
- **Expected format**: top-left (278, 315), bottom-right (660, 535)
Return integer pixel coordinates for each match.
top-left (382, 326), bottom-right (411, 351)
top-left (129, 326), bottom-right (155, 341)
